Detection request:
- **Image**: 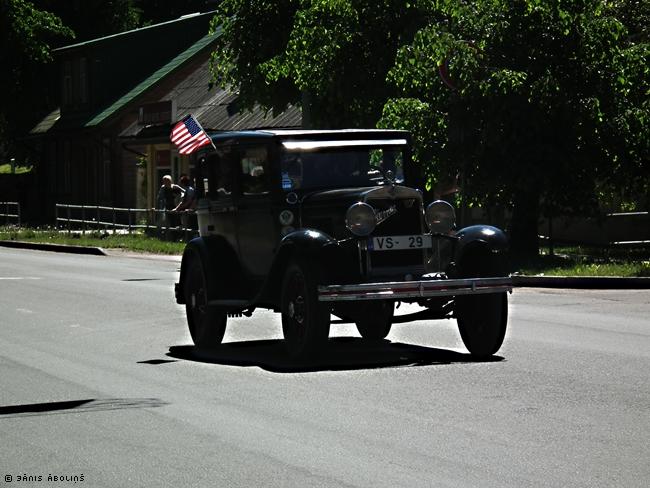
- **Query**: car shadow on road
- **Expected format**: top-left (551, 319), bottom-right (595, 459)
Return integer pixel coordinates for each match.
top-left (166, 337), bottom-right (503, 373)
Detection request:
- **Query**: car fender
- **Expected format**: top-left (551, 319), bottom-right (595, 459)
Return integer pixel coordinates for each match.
top-left (177, 236), bottom-right (242, 303)
top-left (452, 225), bottom-right (509, 277)
top-left (261, 228), bottom-right (340, 306)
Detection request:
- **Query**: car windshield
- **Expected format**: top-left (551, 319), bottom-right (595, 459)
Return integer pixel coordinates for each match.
top-left (280, 146), bottom-right (405, 191)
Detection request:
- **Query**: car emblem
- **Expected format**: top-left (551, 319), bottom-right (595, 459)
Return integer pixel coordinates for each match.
top-left (383, 170), bottom-right (398, 195)
top-left (374, 205), bottom-right (398, 225)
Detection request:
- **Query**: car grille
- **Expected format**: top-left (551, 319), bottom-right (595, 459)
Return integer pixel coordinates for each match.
top-left (369, 198), bottom-right (422, 236)
top-left (367, 198), bottom-right (425, 272)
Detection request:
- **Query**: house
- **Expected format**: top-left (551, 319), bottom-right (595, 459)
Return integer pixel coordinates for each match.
top-left (29, 11), bottom-right (301, 222)
top-left (118, 57), bottom-right (301, 210)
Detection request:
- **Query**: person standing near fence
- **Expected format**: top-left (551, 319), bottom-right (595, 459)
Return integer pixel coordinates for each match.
top-left (157, 175), bottom-right (183, 210)
top-left (173, 175), bottom-right (196, 212)
top-left (174, 174), bottom-right (197, 230)
top-left (157, 175), bottom-right (183, 226)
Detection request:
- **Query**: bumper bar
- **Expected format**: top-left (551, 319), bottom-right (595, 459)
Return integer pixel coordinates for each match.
top-left (318, 277), bottom-right (512, 302)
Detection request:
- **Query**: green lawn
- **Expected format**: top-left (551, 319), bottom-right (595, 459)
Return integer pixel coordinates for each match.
top-left (0, 163), bottom-right (33, 174)
top-left (515, 248), bottom-right (650, 277)
top-left (0, 228), bottom-right (186, 255)
top-left (517, 261), bottom-right (650, 277)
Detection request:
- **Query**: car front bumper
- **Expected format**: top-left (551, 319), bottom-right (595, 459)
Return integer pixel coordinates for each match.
top-left (317, 277), bottom-right (512, 302)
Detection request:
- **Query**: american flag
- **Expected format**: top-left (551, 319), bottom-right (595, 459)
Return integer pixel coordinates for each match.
top-left (170, 115), bottom-right (212, 154)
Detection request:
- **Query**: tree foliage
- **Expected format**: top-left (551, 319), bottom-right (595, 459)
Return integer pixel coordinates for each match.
top-left (381, 0), bottom-right (649, 257)
top-left (34, 0), bottom-right (141, 45)
top-left (135, 0), bottom-right (210, 27)
top-left (0, 0), bottom-right (72, 149)
top-left (208, 0), bottom-right (647, 258)
top-left (1, 0), bottom-right (204, 156)
top-left (209, 0), bottom-right (430, 127)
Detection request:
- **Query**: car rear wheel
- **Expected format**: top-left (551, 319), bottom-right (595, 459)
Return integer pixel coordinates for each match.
top-left (355, 301), bottom-right (394, 342)
top-left (184, 257), bottom-right (227, 348)
top-left (281, 260), bottom-right (330, 358)
top-left (455, 292), bottom-right (507, 358)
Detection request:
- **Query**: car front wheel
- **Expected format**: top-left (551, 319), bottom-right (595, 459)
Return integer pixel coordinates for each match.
top-left (455, 292), bottom-right (507, 358)
top-left (281, 260), bottom-right (330, 358)
top-left (355, 301), bottom-right (394, 342)
top-left (184, 257), bottom-right (227, 348)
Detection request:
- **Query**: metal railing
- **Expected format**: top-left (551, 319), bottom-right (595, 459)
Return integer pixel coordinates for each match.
top-left (0, 202), bottom-right (21, 226)
top-left (54, 204), bottom-right (197, 240)
top-left (541, 211), bottom-right (650, 255)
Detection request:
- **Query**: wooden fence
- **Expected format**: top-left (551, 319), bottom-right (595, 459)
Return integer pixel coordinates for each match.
top-left (0, 202), bottom-right (21, 226)
top-left (54, 204), bottom-right (197, 240)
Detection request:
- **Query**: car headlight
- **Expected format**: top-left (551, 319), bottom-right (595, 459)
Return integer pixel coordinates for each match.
top-left (425, 200), bottom-right (456, 234)
top-left (346, 202), bottom-right (376, 236)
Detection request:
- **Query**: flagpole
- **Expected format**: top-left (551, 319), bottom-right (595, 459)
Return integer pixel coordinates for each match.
top-left (191, 114), bottom-right (217, 152)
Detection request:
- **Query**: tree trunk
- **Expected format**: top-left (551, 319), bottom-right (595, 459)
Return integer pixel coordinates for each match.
top-left (509, 187), bottom-right (540, 263)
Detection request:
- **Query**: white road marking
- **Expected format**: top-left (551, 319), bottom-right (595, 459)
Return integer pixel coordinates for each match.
top-left (69, 324), bottom-right (94, 331)
top-left (0, 277), bottom-right (42, 280)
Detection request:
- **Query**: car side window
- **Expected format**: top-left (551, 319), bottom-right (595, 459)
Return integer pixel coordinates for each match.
top-left (201, 149), bottom-right (235, 199)
top-left (240, 146), bottom-right (269, 195)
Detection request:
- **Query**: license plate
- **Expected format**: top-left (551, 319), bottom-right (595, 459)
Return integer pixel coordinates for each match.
top-left (368, 235), bottom-right (431, 251)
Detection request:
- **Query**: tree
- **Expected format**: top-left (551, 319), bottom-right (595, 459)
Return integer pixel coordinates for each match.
top-left (382, 0), bottom-right (649, 259)
top-left (0, 0), bottom-right (72, 155)
top-left (34, 0), bottom-right (141, 45)
top-left (208, 0), bottom-right (430, 127)
top-left (135, 0), bottom-right (209, 26)
top-left (205, 1), bottom-right (647, 260)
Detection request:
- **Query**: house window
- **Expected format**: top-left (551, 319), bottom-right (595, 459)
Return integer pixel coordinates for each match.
top-left (79, 57), bottom-right (88, 104)
top-left (49, 143), bottom-right (57, 193)
top-left (102, 138), bottom-right (111, 198)
top-left (63, 141), bottom-right (71, 194)
top-left (63, 61), bottom-right (72, 107)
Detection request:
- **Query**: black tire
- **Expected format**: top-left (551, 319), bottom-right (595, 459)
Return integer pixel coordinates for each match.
top-left (184, 257), bottom-right (227, 348)
top-left (355, 301), bottom-right (394, 342)
top-left (280, 259), bottom-right (330, 358)
top-left (455, 292), bottom-right (508, 358)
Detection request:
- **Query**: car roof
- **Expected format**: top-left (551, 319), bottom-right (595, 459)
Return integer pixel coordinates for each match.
top-left (208, 129), bottom-right (410, 145)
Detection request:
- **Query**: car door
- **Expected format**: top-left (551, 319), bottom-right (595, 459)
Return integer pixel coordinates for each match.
top-left (196, 148), bottom-right (238, 252)
top-left (235, 143), bottom-right (278, 278)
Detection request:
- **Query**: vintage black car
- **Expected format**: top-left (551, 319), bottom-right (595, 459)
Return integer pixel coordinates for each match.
top-left (175, 129), bottom-right (512, 358)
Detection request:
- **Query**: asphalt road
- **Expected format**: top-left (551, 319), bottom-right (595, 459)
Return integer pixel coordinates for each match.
top-left (1, 248), bottom-right (648, 488)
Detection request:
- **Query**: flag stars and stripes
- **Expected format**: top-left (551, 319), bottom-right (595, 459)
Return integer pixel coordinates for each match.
top-left (170, 115), bottom-right (212, 155)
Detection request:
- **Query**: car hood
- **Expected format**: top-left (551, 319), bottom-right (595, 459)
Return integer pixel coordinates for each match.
top-left (297, 185), bottom-right (423, 240)
top-left (300, 185), bottom-right (422, 206)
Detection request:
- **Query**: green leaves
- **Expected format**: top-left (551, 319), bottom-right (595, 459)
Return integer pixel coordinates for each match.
top-left (384, 0), bottom-right (649, 256)
top-left (0, 0), bottom-right (72, 146)
top-left (209, 0), bottom-right (432, 127)
top-left (2, 0), bottom-right (72, 65)
top-left (282, 0), bottom-right (359, 93)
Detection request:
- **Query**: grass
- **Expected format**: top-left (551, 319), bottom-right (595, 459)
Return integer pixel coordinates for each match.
top-left (517, 260), bottom-right (650, 277)
top-left (0, 163), bottom-right (33, 174)
top-left (1, 227), bottom-right (648, 277)
top-left (515, 247), bottom-right (650, 277)
top-left (0, 227), bottom-right (186, 255)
